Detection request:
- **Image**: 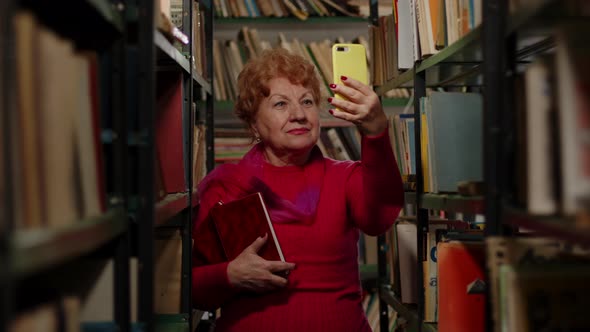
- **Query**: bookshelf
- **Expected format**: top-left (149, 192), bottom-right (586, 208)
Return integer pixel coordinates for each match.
top-left (3, 0), bottom-right (132, 331)
top-left (374, 0), bottom-right (590, 331)
top-left (3, 0), bottom-right (213, 331)
top-left (132, 0), bottom-right (213, 331)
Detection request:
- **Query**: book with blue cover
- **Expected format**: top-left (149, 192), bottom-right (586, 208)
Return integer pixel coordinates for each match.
top-left (426, 92), bottom-right (483, 193)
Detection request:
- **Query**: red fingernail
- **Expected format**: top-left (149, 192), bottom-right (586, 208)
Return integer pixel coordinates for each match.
top-left (329, 109), bottom-right (334, 115)
top-left (340, 76), bottom-right (348, 81)
top-left (329, 84), bottom-right (337, 89)
top-left (327, 97), bottom-right (333, 103)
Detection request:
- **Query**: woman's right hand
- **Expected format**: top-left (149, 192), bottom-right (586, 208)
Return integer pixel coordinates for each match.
top-left (227, 233), bottom-right (296, 293)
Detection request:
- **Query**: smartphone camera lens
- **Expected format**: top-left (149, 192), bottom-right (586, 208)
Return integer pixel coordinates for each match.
top-left (337, 46), bottom-right (346, 52)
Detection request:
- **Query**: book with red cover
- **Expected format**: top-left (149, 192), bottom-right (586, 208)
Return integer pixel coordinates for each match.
top-left (210, 192), bottom-right (285, 262)
top-left (155, 72), bottom-right (185, 194)
top-left (437, 240), bottom-right (486, 332)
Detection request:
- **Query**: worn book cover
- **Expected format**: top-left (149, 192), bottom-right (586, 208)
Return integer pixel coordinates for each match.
top-left (210, 192), bottom-right (285, 262)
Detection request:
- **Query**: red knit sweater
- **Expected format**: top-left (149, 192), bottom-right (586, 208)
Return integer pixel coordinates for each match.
top-left (192, 130), bottom-right (403, 332)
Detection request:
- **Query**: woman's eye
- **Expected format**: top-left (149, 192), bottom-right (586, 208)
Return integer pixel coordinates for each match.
top-left (274, 101), bottom-right (286, 107)
top-left (303, 99), bottom-right (314, 106)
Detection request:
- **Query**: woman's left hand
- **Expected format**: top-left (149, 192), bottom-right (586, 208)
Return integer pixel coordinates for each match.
top-left (328, 76), bottom-right (388, 136)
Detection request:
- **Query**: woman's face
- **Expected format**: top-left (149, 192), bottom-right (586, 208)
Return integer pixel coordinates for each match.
top-left (253, 77), bottom-right (320, 162)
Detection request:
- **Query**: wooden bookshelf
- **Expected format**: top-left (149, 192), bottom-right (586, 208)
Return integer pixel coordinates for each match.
top-left (12, 209), bottom-right (127, 278)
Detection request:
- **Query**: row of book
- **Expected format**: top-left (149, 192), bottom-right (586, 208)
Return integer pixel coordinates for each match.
top-left (154, 72), bottom-right (207, 200)
top-left (387, 91), bottom-right (483, 195)
top-left (371, 0), bottom-right (482, 82)
top-left (213, 0), bottom-right (364, 19)
top-left (513, 27), bottom-right (590, 217)
top-left (12, 11), bottom-right (106, 229)
top-left (213, 26), bottom-right (410, 102)
top-left (486, 236), bottom-right (590, 332)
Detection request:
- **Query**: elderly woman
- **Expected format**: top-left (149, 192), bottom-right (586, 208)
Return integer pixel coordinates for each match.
top-left (192, 48), bottom-right (403, 331)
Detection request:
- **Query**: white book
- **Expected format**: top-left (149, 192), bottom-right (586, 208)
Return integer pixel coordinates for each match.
top-left (397, 0), bottom-right (416, 69)
top-left (524, 58), bottom-right (557, 214)
top-left (396, 222), bottom-right (418, 304)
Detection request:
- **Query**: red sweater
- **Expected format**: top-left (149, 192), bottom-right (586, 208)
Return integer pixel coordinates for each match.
top-left (192, 130), bottom-right (403, 332)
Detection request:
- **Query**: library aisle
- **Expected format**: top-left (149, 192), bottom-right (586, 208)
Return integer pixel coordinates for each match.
top-left (3, 0), bottom-right (590, 332)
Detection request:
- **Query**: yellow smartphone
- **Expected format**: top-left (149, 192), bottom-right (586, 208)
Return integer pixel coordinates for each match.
top-left (332, 43), bottom-right (368, 103)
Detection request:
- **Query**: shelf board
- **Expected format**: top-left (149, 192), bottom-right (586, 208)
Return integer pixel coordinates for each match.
top-left (85, 0), bottom-right (124, 32)
top-left (417, 26), bottom-right (482, 73)
top-left (23, 0), bottom-right (123, 50)
top-left (504, 208), bottom-right (590, 246)
top-left (193, 71), bottom-right (212, 95)
top-left (379, 286), bottom-right (419, 323)
top-left (155, 30), bottom-right (191, 73)
top-left (215, 16), bottom-right (367, 24)
top-left (379, 286), bottom-right (437, 332)
top-left (82, 322), bottom-right (145, 332)
top-left (382, 98), bottom-right (412, 108)
top-left (359, 263), bottom-right (377, 281)
top-left (405, 192), bottom-right (484, 214)
top-left (12, 209), bottom-right (127, 279)
top-left (155, 193), bottom-right (189, 226)
top-left (155, 314), bottom-right (190, 332)
top-left (154, 30), bottom-right (212, 92)
top-left (376, 69), bottom-right (415, 96)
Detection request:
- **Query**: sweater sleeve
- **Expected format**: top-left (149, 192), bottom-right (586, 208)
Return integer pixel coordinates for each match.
top-left (191, 186), bottom-right (239, 310)
top-left (346, 127), bottom-right (404, 235)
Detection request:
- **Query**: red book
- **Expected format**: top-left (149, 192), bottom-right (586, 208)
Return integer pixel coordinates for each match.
top-left (437, 240), bottom-right (486, 332)
top-left (155, 72), bottom-right (185, 194)
top-left (210, 192), bottom-right (285, 262)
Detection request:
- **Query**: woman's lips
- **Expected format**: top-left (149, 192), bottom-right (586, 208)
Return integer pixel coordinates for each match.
top-left (288, 128), bottom-right (310, 135)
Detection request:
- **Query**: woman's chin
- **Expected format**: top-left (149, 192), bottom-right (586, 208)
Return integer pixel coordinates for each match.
top-left (288, 139), bottom-right (317, 153)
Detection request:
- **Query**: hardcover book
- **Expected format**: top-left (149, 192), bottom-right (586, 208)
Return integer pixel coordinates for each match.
top-left (210, 192), bottom-right (285, 262)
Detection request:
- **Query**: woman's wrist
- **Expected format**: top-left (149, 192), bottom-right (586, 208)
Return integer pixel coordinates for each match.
top-left (358, 113), bottom-right (388, 137)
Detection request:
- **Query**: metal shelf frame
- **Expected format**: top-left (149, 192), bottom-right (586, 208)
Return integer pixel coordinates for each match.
top-left (136, 0), bottom-right (215, 331)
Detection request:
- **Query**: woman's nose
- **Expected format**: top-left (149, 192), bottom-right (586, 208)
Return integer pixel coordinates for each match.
top-left (289, 104), bottom-right (306, 120)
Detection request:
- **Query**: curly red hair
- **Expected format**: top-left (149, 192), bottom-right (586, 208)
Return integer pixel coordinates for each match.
top-left (234, 48), bottom-right (323, 129)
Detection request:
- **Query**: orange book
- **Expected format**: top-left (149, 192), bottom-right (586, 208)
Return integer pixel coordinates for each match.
top-left (437, 240), bottom-right (486, 332)
top-left (210, 192), bottom-right (285, 262)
